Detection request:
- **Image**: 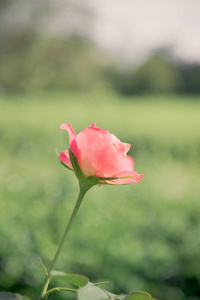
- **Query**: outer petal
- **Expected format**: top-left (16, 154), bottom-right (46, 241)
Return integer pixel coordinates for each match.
top-left (70, 139), bottom-right (79, 159)
top-left (105, 171), bottom-right (144, 185)
top-left (60, 123), bottom-right (76, 144)
top-left (124, 155), bottom-right (134, 171)
top-left (111, 134), bottom-right (131, 158)
top-left (89, 123), bottom-right (100, 130)
top-left (58, 150), bottom-right (72, 169)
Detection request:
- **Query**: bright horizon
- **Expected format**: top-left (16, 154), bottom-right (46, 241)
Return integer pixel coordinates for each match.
top-left (87, 0), bottom-right (200, 63)
top-left (48, 0), bottom-right (200, 64)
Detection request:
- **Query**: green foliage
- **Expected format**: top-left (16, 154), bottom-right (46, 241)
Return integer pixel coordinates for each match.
top-left (0, 282), bottom-right (155, 300)
top-left (106, 51), bottom-right (200, 96)
top-left (107, 53), bottom-right (181, 95)
top-left (0, 292), bottom-right (29, 300)
top-left (78, 283), bottom-right (109, 300)
top-left (50, 271), bottom-right (89, 288)
top-left (178, 64), bottom-right (200, 94)
top-left (44, 275), bottom-right (156, 300)
top-left (43, 286), bottom-right (77, 299)
top-left (0, 93), bottom-right (199, 300)
top-left (0, 34), bottom-right (106, 93)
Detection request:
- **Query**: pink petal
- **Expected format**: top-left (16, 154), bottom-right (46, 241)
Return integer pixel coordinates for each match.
top-left (89, 123), bottom-right (99, 129)
top-left (89, 123), bottom-right (106, 134)
top-left (60, 123), bottom-right (76, 144)
top-left (58, 150), bottom-right (72, 169)
top-left (105, 171), bottom-right (144, 185)
top-left (70, 139), bottom-right (79, 159)
top-left (125, 155), bottom-right (134, 171)
top-left (111, 134), bottom-right (131, 158)
top-left (75, 127), bottom-right (129, 178)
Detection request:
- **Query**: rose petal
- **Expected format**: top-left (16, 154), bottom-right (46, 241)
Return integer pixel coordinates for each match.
top-left (89, 123), bottom-right (107, 134)
top-left (60, 123), bottom-right (76, 144)
top-left (75, 127), bottom-right (130, 178)
top-left (105, 171), bottom-right (144, 185)
top-left (89, 123), bottom-right (99, 129)
top-left (124, 155), bottom-right (134, 171)
top-left (59, 150), bottom-right (72, 169)
top-left (70, 139), bottom-right (79, 159)
top-left (111, 134), bottom-right (131, 158)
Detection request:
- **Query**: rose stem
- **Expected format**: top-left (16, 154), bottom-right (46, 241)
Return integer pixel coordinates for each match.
top-left (38, 180), bottom-right (93, 300)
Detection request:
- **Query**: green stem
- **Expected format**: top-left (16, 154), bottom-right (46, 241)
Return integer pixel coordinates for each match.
top-left (38, 180), bottom-right (93, 300)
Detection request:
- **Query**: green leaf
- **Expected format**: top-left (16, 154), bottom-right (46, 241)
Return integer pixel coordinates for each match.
top-left (0, 292), bottom-right (30, 300)
top-left (43, 287), bottom-right (77, 299)
top-left (51, 270), bottom-right (89, 287)
top-left (38, 256), bottom-right (48, 276)
top-left (60, 160), bottom-right (73, 171)
top-left (104, 290), bottom-right (126, 299)
top-left (93, 281), bottom-right (109, 287)
top-left (78, 283), bottom-right (110, 300)
top-left (125, 290), bottom-right (152, 299)
top-left (125, 297), bottom-right (152, 300)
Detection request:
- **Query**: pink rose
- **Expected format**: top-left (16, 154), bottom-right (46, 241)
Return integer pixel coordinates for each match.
top-left (59, 123), bottom-right (143, 185)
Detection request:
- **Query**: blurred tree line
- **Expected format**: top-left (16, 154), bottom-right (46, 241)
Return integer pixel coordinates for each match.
top-left (0, 0), bottom-right (105, 93)
top-left (107, 50), bottom-right (200, 96)
top-left (0, 0), bottom-right (200, 95)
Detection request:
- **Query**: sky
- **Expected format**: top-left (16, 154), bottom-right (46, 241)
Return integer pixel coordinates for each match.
top-left (83, 0), bottom-right (200, 63)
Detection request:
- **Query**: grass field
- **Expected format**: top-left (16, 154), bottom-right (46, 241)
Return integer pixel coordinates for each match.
top-left (0, 92), bottom-right (200, 300)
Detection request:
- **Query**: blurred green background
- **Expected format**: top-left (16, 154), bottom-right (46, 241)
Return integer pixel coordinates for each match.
top-left (0, 1), bottom-right (200, 300)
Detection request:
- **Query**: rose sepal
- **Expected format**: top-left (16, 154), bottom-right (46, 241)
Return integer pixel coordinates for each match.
top-left (69, 149), bottom-right (85, 180)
